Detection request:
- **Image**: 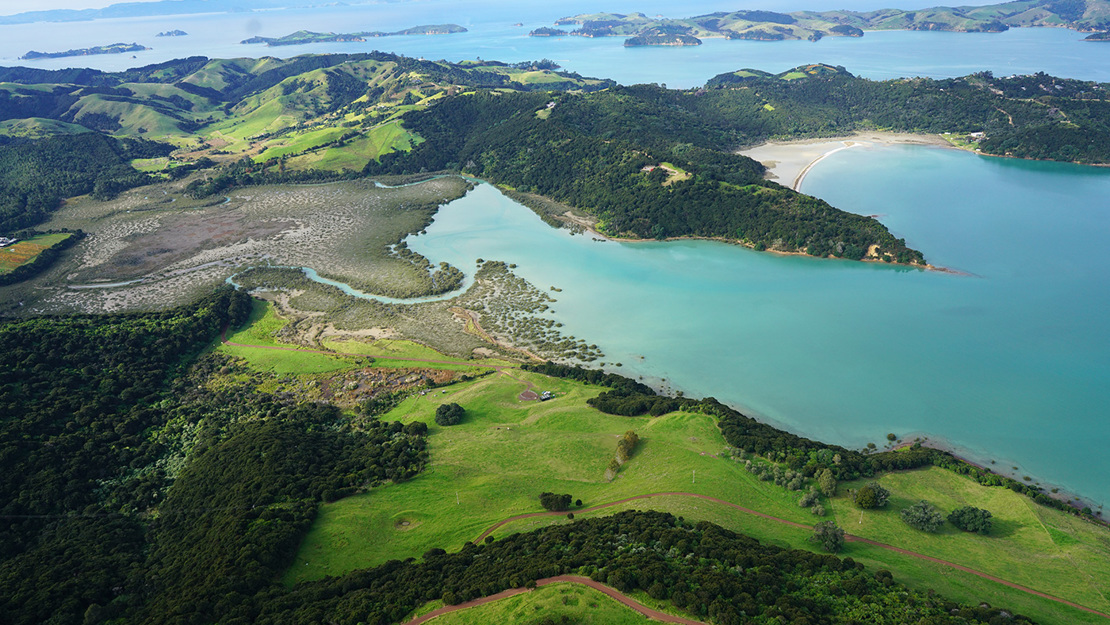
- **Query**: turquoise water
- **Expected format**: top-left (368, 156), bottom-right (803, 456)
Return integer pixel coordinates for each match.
top-left (403, 149), bottom-right (1110, 506)
top-left (2, 3), bottom-right (1110, 85)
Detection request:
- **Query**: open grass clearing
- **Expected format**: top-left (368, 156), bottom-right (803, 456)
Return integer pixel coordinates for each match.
top-left (416, 582), bottom-right (650, 625)
top-left (321, 337), bottom-right (512, 368)
top-left (286, 371), bottom-right (1110, 623)
top-left (288, 373), bottom-right (834, 585)
top-left (832, 468), bottom-right (1110, 615)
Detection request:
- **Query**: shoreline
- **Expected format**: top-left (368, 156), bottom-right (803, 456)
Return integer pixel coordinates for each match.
top-left (738, 131), bottom-right (959, 191)
top-left (893, 436), bottom-right (1106, 521)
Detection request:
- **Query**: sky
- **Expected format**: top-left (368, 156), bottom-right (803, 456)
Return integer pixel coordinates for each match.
top-left (0, 0), bottom-right (158, 10)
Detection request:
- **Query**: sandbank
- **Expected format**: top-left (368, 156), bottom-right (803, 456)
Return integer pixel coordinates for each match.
top-left (739, 132), bottom-right (955, 191)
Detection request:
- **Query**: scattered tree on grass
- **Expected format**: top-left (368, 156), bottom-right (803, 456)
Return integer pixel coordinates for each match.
top-left (811, 521), bottom-right (844, 553)
top-left (539, 492), bottom-right (573, 511)
top-left (616, 430), bottom-right (639, 464)
top-left (853, 482), bottom-right (891, 509)
top-left (435, 402), bottom-right (465, 426)
top-left (949, 506), bottom-right (993, 535)
top-left (817, 468), bottom-right (837, 497)
top-left (605, 458), bottom-right (621, 482)
top-left (900, 500), bottom-right (945, 532)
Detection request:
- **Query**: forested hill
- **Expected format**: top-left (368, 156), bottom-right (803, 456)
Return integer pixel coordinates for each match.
top-left (704, 65), bottom-right (1110, 163)
top-left (366, 89), bottom-right (925, 263)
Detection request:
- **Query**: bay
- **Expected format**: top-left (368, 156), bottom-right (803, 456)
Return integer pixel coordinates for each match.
top-left (402, 147), bottom-right (1110, 508)
top-left (2, 2), bottom-right (1110, 86)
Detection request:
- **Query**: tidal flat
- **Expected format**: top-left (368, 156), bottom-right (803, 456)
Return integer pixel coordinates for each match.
top-left (0, 176), bottom-right (473, 315)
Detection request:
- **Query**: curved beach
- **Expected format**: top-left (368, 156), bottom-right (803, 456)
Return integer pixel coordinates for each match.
top-left (739, 132), bottom-right (954, 190)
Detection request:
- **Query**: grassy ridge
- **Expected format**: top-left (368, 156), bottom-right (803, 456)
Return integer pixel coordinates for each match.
top-left (279, 365), bottom-right (1110, 623)
top-left (424, 582), bottom-right (649, 625)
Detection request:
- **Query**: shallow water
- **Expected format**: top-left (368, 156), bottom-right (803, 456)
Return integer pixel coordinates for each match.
top-left (401, 149), bottom-right (1110, 506)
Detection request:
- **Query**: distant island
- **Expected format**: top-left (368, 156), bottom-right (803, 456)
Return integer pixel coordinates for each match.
top-left (241, 25), bottom-right (467, 46)
top-left (156, 29), bottom-right (188, 37)
top-left (624, 31), bottom-right (702, 46)
top-left (550, 0), bottom-right (1110, 42)
top-left (529, 27), bottom-right (568, 37)
top-left (1085, 31), bottom-right (1110, 40)
top-left (20, 42), bottom-right (148, 60)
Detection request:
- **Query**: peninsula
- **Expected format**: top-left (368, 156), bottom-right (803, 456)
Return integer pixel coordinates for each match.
top-left (552, 0), bottom-right (1110, 42)
top-left (20, 42), bottom-right (148, 60)
top-left (241, 25), bottom-right (466, 46)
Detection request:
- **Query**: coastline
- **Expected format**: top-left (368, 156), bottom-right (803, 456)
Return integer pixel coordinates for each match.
top-left (738, 131), bottom-right (958, 191)
top-left (894, 436), bottom-right (1106, 522)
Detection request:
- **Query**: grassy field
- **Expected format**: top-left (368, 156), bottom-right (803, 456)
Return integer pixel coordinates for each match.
top-left (281, 367), bottom-right (1110, 624)
top-left (321, 337), bottom-right (512, 370)
top-left (0, 233), bottom-right (72, 274)
top-left (219, 300), bottom-right (359, 375)
top-left (284, 120), bottom-right (420, 172)
top-left (419, 582), bottom-right (650, 625)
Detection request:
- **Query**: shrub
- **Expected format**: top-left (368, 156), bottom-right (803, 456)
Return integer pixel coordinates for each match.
top-left (900, 500), bottom-right (944, 532)
top-left (811, 520), bottom-right (844, 553)
top-left (817, 468), bottom-right (837, 497)
top-left (798, 490), bottom-right (819, 508)
top-left (853, 482), bottom-right (890, 509)
top-left (539, 492), bottom-right (573, 511)
top-left (434, 402), bottom-right (465, 426)
top-left (948, 506), bottom-right (993, 535)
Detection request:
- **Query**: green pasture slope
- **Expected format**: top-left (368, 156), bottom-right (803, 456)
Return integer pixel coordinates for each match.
top-left (418, 582), bottom-right (649, 625)
top-left (278, 374), bottom-right (1110, 624)
top-left (218, 299), bottom-right (361, 375)
top-left (211, 305), bottom-right (1110, 623)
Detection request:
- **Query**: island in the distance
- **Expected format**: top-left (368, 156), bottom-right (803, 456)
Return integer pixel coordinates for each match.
top-left (552, 0), bottom-right (1110, 42)
top-left (156, 29), bottom-right (187, 37)
top-left (242, 24), bottom-right (466, 46)
top-left (624, 28), bottom-right (702, 46)
top-left (20, 42), bottom-right (148, 60)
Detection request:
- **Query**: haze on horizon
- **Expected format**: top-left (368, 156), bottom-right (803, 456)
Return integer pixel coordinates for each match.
top-left (0, 0), bottom-right (1007, 18)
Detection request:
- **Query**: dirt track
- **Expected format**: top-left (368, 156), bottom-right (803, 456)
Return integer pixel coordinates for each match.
top-left (404, 575), bottom-right (706, 625)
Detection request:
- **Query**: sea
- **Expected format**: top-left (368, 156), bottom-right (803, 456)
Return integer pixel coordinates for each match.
top-left (2, 1), bottom-right (1109, 507)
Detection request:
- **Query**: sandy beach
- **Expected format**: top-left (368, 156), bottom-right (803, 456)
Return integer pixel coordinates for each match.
top-left (739, 132), bottom-right (955, 190)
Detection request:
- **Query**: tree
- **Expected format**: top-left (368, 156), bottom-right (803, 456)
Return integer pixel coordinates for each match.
top-left (900, 500), bottom-right (944, 532)
top-left (817, 468), bottom-right (837, 497)
top-left (853, 482), bottom-right (890, 509)
top-left (811, 520), bottom-right (844, 553)
top-left (539, 492), bottom-right (573, 511)
top-left (434, 402), bottom-right (465, 426)
top-left (948, 506), bottom-right (993, 535)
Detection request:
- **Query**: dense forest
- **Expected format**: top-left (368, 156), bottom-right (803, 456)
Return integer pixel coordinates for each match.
top-left (0, 289), bottom-right (431, 624)
top-left (0, 133), bottom-right (170, 232)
